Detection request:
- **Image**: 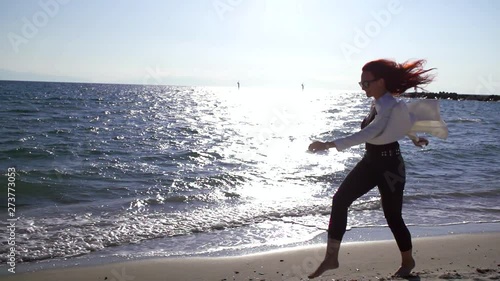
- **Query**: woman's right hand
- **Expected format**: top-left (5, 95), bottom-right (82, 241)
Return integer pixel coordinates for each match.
top-left (308, 141), bottom-right (328, 152)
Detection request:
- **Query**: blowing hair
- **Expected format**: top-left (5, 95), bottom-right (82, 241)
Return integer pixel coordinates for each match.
top-left (362, 59), bottom-right (436, 94)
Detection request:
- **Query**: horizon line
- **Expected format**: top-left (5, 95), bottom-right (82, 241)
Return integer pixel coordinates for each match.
top-left (0, 79), bottom-right (498, 96)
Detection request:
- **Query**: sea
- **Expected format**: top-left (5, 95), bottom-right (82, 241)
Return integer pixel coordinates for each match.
top-left (1, 81), bottom-right (499, 274)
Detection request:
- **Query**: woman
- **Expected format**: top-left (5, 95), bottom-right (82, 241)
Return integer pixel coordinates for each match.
top-left (307, 59), bottom-right (435, 278)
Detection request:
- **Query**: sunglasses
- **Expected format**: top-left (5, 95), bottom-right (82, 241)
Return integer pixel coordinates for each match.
top-left (358, 78), bottom-right (379, 89)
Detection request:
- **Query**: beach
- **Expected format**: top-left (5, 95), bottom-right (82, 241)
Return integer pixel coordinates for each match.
top-left (1, 82), bottom-right (499, 279)
top-left (2, 232), bottom-right (499, 281)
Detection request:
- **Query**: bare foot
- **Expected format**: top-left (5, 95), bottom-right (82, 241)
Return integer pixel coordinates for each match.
top-left (307, 257), bottom-right (339, 279)
top-left (393, 258), bottom-right (415, 277)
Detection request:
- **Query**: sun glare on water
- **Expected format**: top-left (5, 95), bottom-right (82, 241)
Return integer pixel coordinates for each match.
top-left (197, 87), bottom-right (358, 204)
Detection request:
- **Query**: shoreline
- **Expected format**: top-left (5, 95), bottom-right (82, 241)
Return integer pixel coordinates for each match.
top-left (2, 222), bottom-right (500, 274)
top-left (4, 222), bottom-right (499, 275)
top-left (1, 231), bottom-right (499, 281)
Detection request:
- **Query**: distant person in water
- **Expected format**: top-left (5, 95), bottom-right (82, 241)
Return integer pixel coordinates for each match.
top-left (302, 83), bottom-right (304, 91)
top-left (237, 81), bottom-right (240, 90)
top-left (307, 59), bottom-right (435, 279)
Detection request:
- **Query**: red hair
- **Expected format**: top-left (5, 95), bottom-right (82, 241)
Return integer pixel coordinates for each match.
top-left (362, 59), bottom-right (436, 94)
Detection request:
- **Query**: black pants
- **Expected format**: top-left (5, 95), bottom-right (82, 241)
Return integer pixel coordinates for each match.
top-left (327, 148), bottom-right (412, 252)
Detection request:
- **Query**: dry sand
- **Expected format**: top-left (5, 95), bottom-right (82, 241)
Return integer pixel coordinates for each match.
top-left (2, 233), bottom-right (499, 281)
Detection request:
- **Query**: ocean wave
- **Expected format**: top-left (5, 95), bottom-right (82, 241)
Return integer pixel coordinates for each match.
top-left (351, 220), bottom-right (500, 229)
top-left (4, 108), bottom-right (40, 114)
top-left (4, 191), bottom-right (495, 264)
top-left (405, 189), bottom-right (500, 202)
top-left (0, 198), bottom-right (368, 263)
top-left (1, 147), bottom-right (55, 159)
top-left (0, 189), bottom-right (496, 264)
top-left (446, 118), bottom-right (482, 123)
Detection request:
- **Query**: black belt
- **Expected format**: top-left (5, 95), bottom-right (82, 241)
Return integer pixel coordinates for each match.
top-left (365, 142), bottom-right (401, 157)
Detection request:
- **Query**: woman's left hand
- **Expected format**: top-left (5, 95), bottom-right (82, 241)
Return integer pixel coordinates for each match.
top-left (412, 137), bottom-right (429, 147)
top-left (308, 141), bottom-right (329, 152)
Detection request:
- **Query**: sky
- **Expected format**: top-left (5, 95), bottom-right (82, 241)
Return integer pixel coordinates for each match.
top-left (0, 0), bottom-right (499, 94)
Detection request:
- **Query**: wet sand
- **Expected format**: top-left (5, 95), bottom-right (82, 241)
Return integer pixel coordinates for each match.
top-left (2, 233), bottom-right (499, 281)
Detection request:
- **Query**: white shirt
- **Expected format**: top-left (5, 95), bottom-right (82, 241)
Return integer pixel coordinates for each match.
top-left (334, 93), bottom-right (399, 151)
top-left (333, 93), bottom-right (448, 151)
